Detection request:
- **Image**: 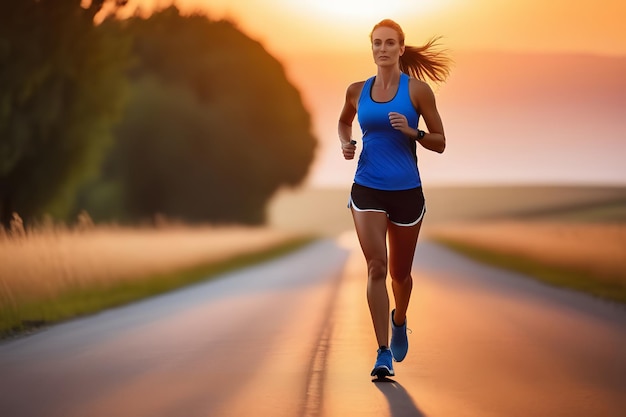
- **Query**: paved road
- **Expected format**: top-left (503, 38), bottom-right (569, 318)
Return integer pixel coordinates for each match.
top-left (0, 233), bottom-right (624, 417)
top-left (0, 239), bottom-right (349, 417)
top-left (322, 234), bottom-right (626, 417)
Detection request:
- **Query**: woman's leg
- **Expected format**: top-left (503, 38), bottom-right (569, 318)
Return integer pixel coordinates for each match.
top-left (387, 220), bottom-right (422, 326)
top-left (351, 209), bottom-right (390, 348)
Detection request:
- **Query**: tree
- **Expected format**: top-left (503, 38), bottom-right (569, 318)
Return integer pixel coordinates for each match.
top-left (85, 7), bottom-right (317, 224)
top-left (0, 0), bottom-right (130, 226)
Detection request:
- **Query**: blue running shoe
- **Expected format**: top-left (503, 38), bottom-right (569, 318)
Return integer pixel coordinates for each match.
top-left (371, 347), bottom-right (394, 378)
top-left (390, 309), bottom-right (408, 362)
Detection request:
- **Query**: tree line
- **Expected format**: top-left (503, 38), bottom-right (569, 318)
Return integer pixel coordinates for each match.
top-left (0, 1), bottom-right (317, 227)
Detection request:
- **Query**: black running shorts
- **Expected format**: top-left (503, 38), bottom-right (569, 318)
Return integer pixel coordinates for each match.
top-left (348, 183), bottom-right (426, 226)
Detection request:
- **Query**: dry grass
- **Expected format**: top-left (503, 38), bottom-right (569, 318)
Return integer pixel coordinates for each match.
top-left (427, 221), bottom-right (626, 290)
top-left (0, 221), bottom-right (298, 307)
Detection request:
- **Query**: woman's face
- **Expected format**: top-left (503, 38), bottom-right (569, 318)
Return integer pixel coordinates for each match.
top-left (371, 26), bottom-right (404, 68)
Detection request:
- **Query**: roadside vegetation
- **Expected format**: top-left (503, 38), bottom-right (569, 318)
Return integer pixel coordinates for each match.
top-left (0, 217), bottom-right (313, 338)
top-left (427, 201), bottom-right (626, 304)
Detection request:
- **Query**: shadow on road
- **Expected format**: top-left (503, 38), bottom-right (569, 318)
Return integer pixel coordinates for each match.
top-left (373, 379), bottom-right (426, 417)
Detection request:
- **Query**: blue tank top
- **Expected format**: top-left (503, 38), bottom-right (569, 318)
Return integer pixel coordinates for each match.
top-left (355, 73), bottom-right (422, 190)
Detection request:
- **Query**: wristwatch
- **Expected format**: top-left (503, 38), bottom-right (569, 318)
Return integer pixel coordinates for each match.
top-left (416, 129), bottom-right (426, 141)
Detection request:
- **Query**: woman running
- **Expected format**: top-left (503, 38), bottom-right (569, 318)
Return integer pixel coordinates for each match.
top-left (338, 18), bottom-right (451, 378)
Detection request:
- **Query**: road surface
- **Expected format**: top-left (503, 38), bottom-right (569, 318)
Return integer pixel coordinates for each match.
top-left (0, 233), bottom-right (624, 417)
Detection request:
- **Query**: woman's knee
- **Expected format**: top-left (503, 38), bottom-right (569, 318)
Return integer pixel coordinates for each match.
top-left (367, 258), bottom-right (387, 281)
top-left (390, 265), bottom-right (412, 284)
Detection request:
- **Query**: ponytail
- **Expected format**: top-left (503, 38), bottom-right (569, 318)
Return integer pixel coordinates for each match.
top-left (401, 37), bottom-right (450, 83)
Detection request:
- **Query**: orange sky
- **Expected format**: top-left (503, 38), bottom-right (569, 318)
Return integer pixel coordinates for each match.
top-left (131, 0), bottom-right (626, 56)
top-left (120, 1), bottom-right (626, 186)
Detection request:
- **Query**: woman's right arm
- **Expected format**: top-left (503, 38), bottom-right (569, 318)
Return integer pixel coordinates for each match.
top-left (338, 82), bottom-right (362, 160)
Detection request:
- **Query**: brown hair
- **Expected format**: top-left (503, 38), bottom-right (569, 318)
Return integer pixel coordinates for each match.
top-left (370, 19), bottom-right (451, 83)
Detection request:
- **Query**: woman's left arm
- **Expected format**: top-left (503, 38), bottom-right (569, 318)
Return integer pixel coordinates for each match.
top-left (411, 80), bottom-right (446, 154)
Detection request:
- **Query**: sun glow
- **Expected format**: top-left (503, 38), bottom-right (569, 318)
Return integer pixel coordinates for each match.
top-left (283, 0), bottom-right (445, 22)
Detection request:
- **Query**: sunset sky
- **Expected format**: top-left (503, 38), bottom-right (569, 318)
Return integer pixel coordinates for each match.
top-left (125, 0), bottom-right (626, 186)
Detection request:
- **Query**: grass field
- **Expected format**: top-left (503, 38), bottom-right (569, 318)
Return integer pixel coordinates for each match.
top-left (420, 185), bottom-right (626, 304)
top-left (427, 221), bottom-right (626, 303)
top-left (0, 222), bottom-right (310, 338)
top-left (268, 184), bottom-right (626, 233)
